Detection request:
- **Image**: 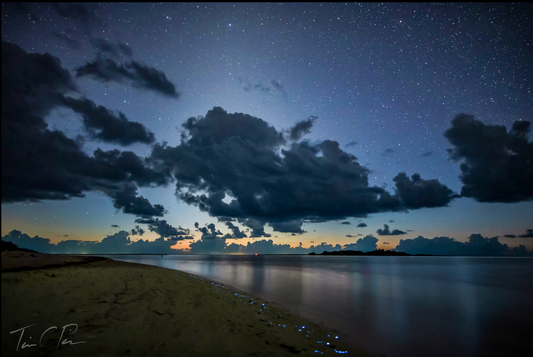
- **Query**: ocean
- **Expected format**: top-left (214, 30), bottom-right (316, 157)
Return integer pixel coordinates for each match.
top-left (100, 254), bottom-right (533, 357)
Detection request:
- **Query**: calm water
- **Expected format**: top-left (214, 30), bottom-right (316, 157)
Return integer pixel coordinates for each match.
top-left (100, 255), bottom-right (533, 357)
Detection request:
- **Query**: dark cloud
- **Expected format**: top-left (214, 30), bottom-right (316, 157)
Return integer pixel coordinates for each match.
top-left (444, 113), bottom-right (533, 203)
top-left (393, 172), bottom-right (458, 209)
top-left (110, 184), bottom-right (166, 217)
top-left (224, 221), bottom-right (247, 239)
top-left (90, 148), bottom-right (171, 187)
top-left (1, 229), bottom-right (180, 254)
top-left (342, 235), bottom-right (378, 253)
top-left (195, 223), bottom-right (223, 240)
top-left (150, 107), bottom-right (457, 234)
top-left (1, 41), bottom-right (169, 212)
top-left (357, 222), bottom-right (367, 227)
top-left (178, 106), bottom-right (285, 148)
top-left (383, 148), bottom-right (396, 156)
top-left (2, 41), bottom-right (78, 114)
top-left (288, 116), bottom-right (317, 141)
top-left (341, 221), bottom-right (351, 225)
top-left (383, 242), bottom-right (390, 244)
top-left (135, 218), bottom-right (191, 239)
top-left (345, 141), bottom-right (358, 147)
top-left (62, 97), bottom-right (155, 145)
top-left (91, 38), bottom-right (133, 58)
top-left (519, 229), bottom-right (533, 238)
top-left (130, 225), bottom-right (145, 236)
top-left (170, 236), bottom-right (194, 241)
top-left (269, 220), bottom-right (306, 234)
top-left (2, 41), bottom-right (86, 202)
top-left (376, 224), bottom-right (406, 236)
top-left (75, 58), bottom-right (180, 98)
top-left (503, 234), bottom-right (517, 238)
top-left (111, 224), bottom-right (119, 227)
top-left (237, 219), bottom-right (271, 238)
top-left (346, 234), bottom-right (355, 237)
top-left (395, 234), bottom-right (533, 256)
top-left (421, 150), bottom-right (434, 157)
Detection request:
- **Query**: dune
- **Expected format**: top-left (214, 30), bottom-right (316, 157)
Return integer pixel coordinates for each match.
top-left (1, 251), bottom-right (370, 356)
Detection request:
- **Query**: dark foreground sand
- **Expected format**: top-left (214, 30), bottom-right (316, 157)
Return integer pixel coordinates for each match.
top-left (1, 251), bottom-right (372, 357)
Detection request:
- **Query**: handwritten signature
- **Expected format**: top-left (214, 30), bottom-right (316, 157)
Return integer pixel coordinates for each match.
top-left (9, 323), bottom-right (86, 354)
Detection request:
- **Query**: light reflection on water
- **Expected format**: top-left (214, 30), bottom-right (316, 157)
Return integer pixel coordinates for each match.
top-left (102, 255), bottom-right (533, 357)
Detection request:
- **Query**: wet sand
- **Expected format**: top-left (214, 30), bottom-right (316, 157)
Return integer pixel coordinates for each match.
top-left (1, 251), bottom-right (371, 356)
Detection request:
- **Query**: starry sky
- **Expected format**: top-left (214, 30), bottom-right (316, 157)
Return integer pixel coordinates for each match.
top-left (2, 2), bottom-right (532, 255)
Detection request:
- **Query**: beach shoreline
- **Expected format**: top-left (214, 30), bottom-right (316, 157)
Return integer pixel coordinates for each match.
top-left (1, 251), bottom-right (372, 357)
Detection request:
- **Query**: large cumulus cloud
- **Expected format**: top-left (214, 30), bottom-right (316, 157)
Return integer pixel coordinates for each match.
top-left (150, 107), bottom-right (457, 235)
top-left (444, 113), bottom-right (533, 202)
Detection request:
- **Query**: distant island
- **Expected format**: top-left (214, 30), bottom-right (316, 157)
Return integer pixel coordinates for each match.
top-left (309, 249), bottom-right (434, 256)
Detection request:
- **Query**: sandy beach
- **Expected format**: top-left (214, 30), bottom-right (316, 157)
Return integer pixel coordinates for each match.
top-left (1, 251), bottom-right (371, 357)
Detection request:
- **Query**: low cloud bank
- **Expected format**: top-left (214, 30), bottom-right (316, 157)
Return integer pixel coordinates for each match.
top-left (395, 234), bottom-right (533, 256)
top-left (3, 230), bottom-right (532, 256)
top-left (1, 229), bottom-right (184, 254)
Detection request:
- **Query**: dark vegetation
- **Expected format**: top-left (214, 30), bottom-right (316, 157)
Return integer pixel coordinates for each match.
top-left (0, 239), bottom-right (40, 253)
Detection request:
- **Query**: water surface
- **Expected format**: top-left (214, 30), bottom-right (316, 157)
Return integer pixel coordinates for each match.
top-left (101, 254), bottom-right (533, 357)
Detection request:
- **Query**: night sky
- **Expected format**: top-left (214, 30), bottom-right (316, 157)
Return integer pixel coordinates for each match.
top-left (2, 2), bottom-right (532, 255)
